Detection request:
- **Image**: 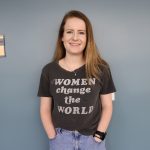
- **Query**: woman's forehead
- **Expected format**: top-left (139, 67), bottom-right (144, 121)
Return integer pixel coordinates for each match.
top-left (64, 17), bottom-right (86, 30)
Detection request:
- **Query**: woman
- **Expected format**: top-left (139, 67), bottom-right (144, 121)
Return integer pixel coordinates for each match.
top-left (38, 10), bottom-right (116, 150)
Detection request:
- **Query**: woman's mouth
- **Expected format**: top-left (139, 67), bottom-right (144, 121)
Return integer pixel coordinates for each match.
top-left (69, 43), bottom-right (80, 46)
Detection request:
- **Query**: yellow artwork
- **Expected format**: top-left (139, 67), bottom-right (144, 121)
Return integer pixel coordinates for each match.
top-left (0, 35), bottom-right (6, 57)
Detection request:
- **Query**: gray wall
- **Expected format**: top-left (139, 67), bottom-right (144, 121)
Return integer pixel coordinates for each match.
top-left (0, 0), bottom-right (150, 150)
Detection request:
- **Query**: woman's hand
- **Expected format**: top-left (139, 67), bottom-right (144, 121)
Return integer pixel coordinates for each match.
top-left (48, 129), bottom-right (57, 139)
top-left (94, 136), bottom-right (102, 143)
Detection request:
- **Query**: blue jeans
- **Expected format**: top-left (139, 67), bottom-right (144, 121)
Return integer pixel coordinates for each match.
top-left (49, 128), bottom-right (106, 150)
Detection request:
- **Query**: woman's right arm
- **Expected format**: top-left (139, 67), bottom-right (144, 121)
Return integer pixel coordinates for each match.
top-left (40, 97), bottom-right (56, 139)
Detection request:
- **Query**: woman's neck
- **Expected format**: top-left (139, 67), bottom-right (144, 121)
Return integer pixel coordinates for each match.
top-left (59, 54), bottom-right (85, 71)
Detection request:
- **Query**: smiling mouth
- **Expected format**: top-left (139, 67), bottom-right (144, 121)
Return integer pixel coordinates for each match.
top-left (69, 43), bottom-right (80, 46)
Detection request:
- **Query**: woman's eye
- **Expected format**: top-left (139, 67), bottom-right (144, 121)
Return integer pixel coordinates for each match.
top-left (66, 31), bottom-right (73, 34)
top-left (79, 32), bottom-right (85, 35)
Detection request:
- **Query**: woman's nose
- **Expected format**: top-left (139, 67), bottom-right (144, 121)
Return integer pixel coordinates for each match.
top-left (72, 32), bottom-right (78, 40)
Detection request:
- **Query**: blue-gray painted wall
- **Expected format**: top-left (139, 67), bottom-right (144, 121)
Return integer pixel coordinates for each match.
top-left (0, 0), bottom-right (150, 150)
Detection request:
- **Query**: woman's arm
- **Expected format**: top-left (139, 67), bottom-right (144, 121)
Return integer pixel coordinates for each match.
top-left (40, 97), bottom-right (56, 139)
top-left (95, 93), bottom-right (113, 142)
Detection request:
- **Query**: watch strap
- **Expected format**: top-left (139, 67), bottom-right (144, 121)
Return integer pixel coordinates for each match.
top-left (93, 130), bottom-right (107, 140)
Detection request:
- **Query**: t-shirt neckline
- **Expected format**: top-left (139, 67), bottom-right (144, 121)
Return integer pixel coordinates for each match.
top-left (55, 60), bottom-right (85, 74)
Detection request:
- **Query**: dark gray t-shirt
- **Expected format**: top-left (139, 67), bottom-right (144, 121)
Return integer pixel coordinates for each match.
top-left (38, 61), bottom-right (116, 135)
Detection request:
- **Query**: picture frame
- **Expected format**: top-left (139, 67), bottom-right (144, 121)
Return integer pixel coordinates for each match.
top-left (0, 34), bottom-right (6, 57)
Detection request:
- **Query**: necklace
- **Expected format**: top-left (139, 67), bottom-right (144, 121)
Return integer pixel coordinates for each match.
top-left (74, 71), bottom-right (77, 76)
top-left (64, 61), bottom-right (77, 76)
top-left (63, 59), bottom-right (83, 76)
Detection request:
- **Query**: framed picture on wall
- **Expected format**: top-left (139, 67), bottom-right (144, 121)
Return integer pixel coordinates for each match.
top-left (0, 34), bottom-right (6, 57)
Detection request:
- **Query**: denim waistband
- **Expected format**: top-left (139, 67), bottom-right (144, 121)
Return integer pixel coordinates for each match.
top-left (56, 128), bottom-right (82, 136)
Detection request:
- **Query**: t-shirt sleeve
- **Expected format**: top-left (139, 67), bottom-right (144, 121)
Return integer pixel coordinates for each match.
top-left (100, 66), bottom-right (116, 95)
top-left (37, 67), bottom-right (52, 97)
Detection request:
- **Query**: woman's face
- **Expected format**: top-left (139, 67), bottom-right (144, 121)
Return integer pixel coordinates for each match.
top-left (62, 17), bottom-right (87, 56)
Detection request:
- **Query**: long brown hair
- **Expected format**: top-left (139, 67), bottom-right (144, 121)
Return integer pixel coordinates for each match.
top-left (53, 10), bottom-right (108, 80)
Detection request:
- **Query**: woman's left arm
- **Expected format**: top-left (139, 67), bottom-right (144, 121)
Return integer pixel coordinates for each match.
top-left (94, 93), bottom-right (113, 142)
